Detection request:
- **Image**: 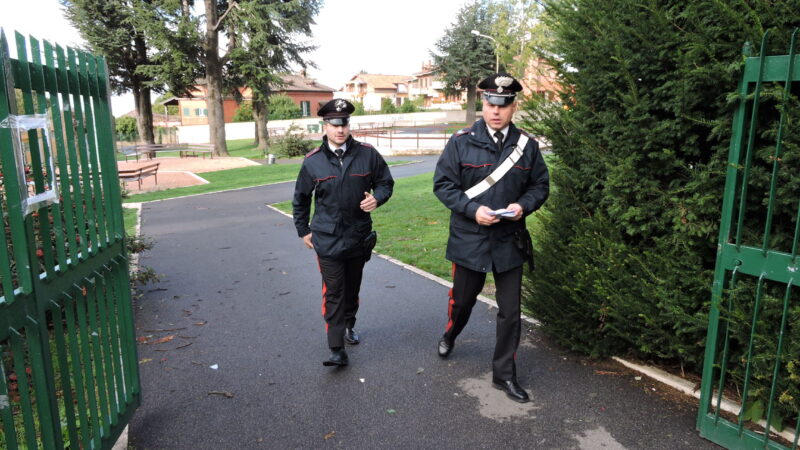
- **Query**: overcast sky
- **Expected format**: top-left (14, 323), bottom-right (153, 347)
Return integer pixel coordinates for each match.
top-left (0, 0), bottom-right (471, 116)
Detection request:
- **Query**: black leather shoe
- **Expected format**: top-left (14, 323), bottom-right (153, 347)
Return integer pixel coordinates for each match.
top-left (322, 349), bottom-right (348, 367)
top-left (492, 378), bottom-right (530, 403)
top-left (344, 328), bottom-right (360, 345)
top-left (437, 337), bottom-right (454, 358)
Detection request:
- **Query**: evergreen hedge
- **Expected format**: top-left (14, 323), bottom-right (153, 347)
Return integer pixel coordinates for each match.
top-left (523, 0), bottom-right (800, 422)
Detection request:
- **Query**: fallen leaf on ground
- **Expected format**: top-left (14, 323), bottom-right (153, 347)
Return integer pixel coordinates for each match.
top-left (208, 391), bottom-right (234, 398)
top-left (139, 358), bottom-right (153, 364)
top-left (148, 335), bottom-right (176, 345)
top-left (416, 368), bottom-right (424, 375)
top-left (594, 370), bottom-right (620, 376)
top-left (324, 431), bottom-right (335, 440)
top-left (386, 409), bottom-right (396, 414)
top-left (194, 321), bottom-right (207, 326)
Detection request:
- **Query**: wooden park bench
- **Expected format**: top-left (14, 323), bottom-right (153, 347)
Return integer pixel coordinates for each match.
top-left (119, 143), bottom-right (214, 161)
top-left (118, 162), bottom-right (159, 189)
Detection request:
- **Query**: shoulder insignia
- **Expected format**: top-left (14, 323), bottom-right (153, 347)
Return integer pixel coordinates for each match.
top-left (359, 141), bottom-right (375, 149)
top-left (305, 147), bottom-right (322, 158)
top-left (518, 128), bottom-right (534, 138)
top-left (454, 127), bottom-right (472, 137)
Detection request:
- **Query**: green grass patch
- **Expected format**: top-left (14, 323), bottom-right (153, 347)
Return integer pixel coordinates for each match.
top-left (123, 164), bottom-right (301, 203)
top-left (123, 206), bottom-right (138, 237)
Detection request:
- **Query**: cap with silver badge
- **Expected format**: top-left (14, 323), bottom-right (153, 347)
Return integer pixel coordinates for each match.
top-left (318, 98), bottom-right (355, 125)
top-left (478, 73), bottom-right (523, 106)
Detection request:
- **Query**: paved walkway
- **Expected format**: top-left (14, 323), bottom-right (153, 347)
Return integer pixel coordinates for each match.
top-left (127, 164), bottom-right (719, 449)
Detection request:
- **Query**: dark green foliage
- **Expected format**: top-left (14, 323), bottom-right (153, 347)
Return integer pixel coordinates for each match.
top-left (352, 100), bottom-right (367, 116)
top-left (399, 98), bottom-right (421, 113)
top-left (268, 94), bottom-right (303, 120)
top-left (270, 123), bottom-right (314, 157)
top-left (226, 0), bottom-right (321, 150)
top-left (380, 97), bottom-right (397, 114)
top-left (115, 116), bottom-right (138, 141)
top-left (233, 101), bottom-right (254, 122)
top-left (524, 0), bottom-right (800, 389)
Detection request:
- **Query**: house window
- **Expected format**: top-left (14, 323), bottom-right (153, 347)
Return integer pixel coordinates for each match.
top-left (183, 107), bottom-right (190, 116)
top-left (300, 101), bottom-right (311, 117)
top-left (203, 109), bottom-right (208, 117)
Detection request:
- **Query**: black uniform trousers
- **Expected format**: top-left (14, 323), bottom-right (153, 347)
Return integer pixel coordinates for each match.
top-left (318, 255), bottom-right (366, 349)
top-left (443, 263), bottom-right (523, 381)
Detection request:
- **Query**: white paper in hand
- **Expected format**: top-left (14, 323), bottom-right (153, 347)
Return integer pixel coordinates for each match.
top-left (488, 208), bottom-right (516, 218)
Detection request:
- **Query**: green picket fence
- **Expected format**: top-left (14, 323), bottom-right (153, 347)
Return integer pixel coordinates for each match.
top-left (698, 29), bottom-right (800, 449)
top-left (0, 29), bottom-right (140, 449)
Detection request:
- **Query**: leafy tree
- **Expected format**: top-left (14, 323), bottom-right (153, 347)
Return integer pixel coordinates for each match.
top-left (224, 0), bottom-right (320, 151)
top-left (352, 100), bottom-right (366, 116)
top-left (524, 0), bottom-right (800, 388)
top-left (380, 97), bottom-right (397, 114)
top-left (62, 0), bottom-right (200, 144)
top-left (430, 0), bottom-right (496, 125)
top-left (488, 0), bottom-right (551, 79)
top-left (202, 0), bottom-right (230, 155)
top-left (267, 94), bottom-right (302, 120)
top-left (115, 116), bottom-right (139, 141)
top-left (232, 100), bottom-right (254, 122)
top-left (399, 97), bottom-right (421, 113)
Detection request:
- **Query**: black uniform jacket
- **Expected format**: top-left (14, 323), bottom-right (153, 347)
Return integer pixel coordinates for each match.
top-left (293, 135), bottom-right (394, 260)
top-left (433, 119), bottom-right (549, 273)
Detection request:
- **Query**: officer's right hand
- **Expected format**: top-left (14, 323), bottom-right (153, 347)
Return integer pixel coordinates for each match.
top-left (475, 205), bottom-right (500, 226)
top-left (302, 233), bottom-right (314, 249)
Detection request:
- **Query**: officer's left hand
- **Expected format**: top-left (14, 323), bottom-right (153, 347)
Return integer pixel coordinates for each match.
top-left (360, 192), bottom-right (377, 212)
top-left (505, 203), bottom-right (524, 221)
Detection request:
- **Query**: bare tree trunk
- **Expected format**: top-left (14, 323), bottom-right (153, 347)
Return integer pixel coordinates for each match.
top-left (133, 34), bottom-right (155, 144)
top-left (181, 0), bottom-right (190, 16)
top-left (253, 119), bottom-right (259, 147)
top-left (132, 78), bottom-right (155, 144)
top-left (204, 0), bottom-right (229, 156)
top-left (465, 84), bottom-right (478, 125)
top-left (138, 87), bottom-right (155, 144)
top-left (253, 99), bottom-right (269, 152)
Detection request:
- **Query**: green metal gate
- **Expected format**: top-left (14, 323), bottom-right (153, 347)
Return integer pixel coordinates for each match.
top-left (0, 30), bottom-right (140, 448)
top-left (698, 29), bottom-right (800, 449)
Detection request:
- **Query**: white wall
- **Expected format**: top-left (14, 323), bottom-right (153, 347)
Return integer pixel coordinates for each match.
top-left (176, 110), bottom-right (467, 143)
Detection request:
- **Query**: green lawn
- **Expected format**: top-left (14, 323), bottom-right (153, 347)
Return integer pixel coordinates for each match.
top-left (123, 206), bottom-right (138, 237)
top-left (123, 164), bottom-right (302, 203)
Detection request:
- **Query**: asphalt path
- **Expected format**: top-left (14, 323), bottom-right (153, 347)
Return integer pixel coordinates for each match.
top-left (127, 160), bottom-right (718, 449)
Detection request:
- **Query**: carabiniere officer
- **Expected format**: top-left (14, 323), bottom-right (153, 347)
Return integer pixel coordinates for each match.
top-left (433, 73), bottom-right (549, 402)
top-left (292, 98), bottom-right (394, 367)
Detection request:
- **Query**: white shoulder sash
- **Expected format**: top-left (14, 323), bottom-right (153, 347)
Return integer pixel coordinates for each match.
top-left (464, 134), bottom-right (530, 199)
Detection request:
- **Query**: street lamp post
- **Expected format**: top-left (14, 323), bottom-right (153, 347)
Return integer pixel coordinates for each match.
top-left (471, 29), bottom-right (499, 72)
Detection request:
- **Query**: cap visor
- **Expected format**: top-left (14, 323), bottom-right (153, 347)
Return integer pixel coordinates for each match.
top-left (484, 94), bottom-right (515, 106)
top-left (325, 117), bottom-right (350, 126)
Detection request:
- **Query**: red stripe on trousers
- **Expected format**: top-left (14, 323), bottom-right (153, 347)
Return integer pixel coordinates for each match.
top-left (445, 262), bottom-right (456, 332)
